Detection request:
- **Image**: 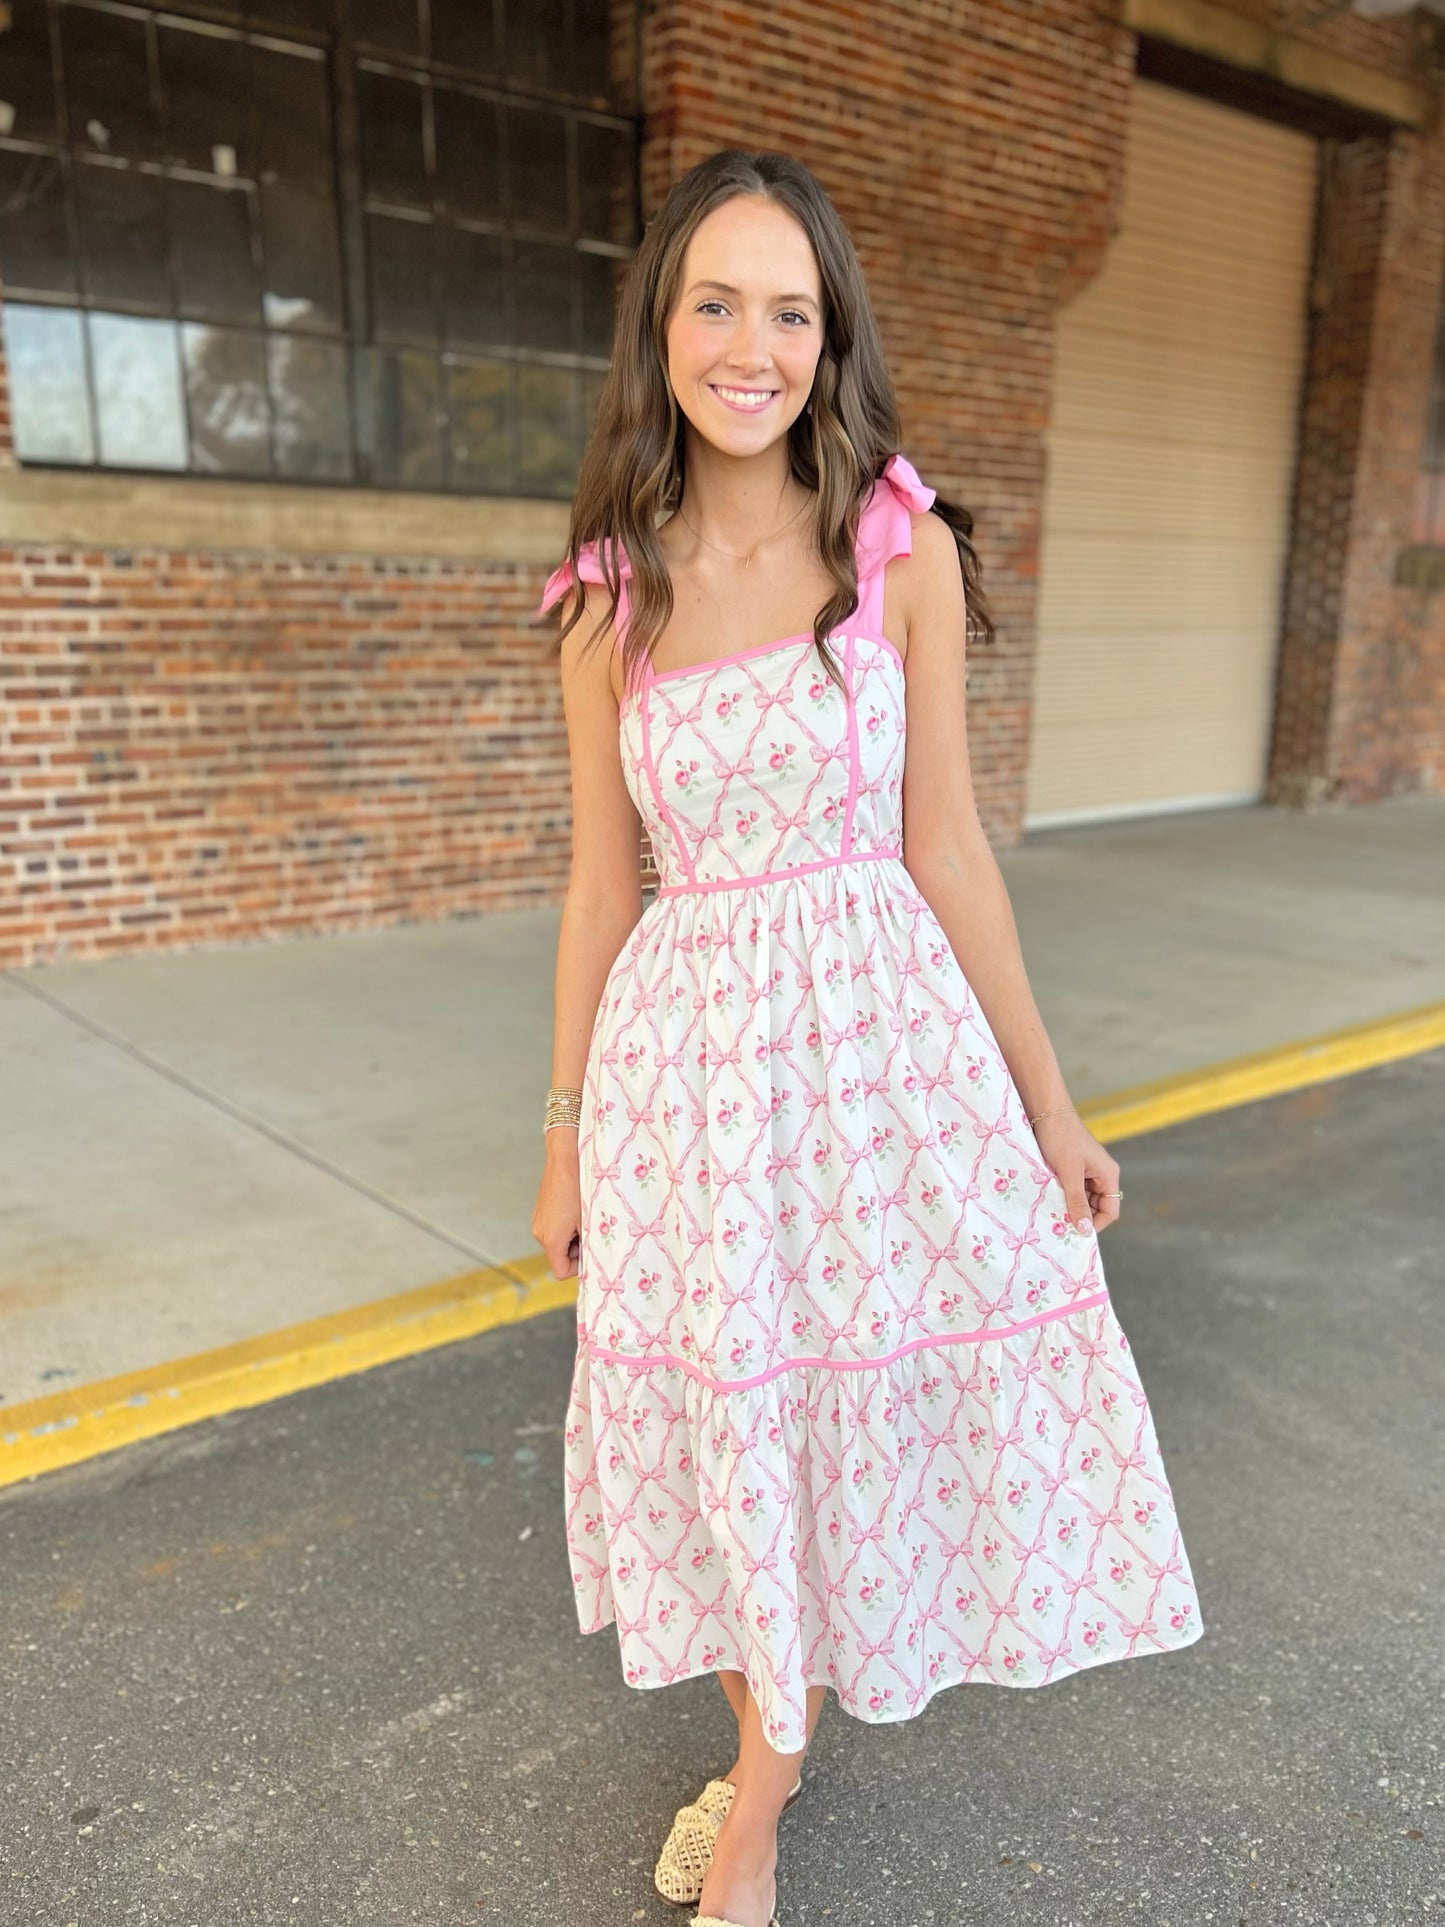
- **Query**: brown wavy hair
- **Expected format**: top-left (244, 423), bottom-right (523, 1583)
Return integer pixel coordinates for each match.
top-left (541, 147), bottom-right (995, 694)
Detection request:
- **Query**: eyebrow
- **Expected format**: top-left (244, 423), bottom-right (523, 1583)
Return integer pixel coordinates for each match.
top-left (686, 279), bottom-right (819, 308)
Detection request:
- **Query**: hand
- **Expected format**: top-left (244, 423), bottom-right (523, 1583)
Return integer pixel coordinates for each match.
top-left (532, 1133), bottom-right (583, 1279)
top-left (1030, 1110), bottom-right (1122, 1235)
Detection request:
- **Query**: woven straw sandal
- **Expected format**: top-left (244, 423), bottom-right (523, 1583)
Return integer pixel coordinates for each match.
top-left (654, 1776), bottom-right (802, 1906)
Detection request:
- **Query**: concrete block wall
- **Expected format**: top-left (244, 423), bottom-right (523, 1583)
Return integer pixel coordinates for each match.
top-left (0, 0), bottom-right (1441, 969)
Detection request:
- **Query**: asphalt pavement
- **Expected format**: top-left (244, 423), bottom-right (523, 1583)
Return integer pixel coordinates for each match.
top-left (3, 1046), bottom-right (1443, 1926)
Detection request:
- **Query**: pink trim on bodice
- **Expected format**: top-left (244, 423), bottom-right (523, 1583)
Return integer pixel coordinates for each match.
top-left (654, 845), bottom-right (903, 899)
top-left (538, 453), bottom-right (939, 895)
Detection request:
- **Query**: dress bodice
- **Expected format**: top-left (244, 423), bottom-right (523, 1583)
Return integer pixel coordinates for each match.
top-left (538, 453), bottom-right (938, 896)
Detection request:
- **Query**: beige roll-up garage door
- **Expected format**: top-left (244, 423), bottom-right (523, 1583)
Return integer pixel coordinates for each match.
top-left (1024, 77), bottom-right (1318, 828)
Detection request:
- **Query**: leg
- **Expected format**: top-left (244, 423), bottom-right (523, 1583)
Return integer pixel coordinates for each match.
top-left (715, 1670), bottom-right (826, 1781)
top-left (716, 1668), bottom-right (748, 1777)
top-left (698, 1680), bottom-right (827, 1927)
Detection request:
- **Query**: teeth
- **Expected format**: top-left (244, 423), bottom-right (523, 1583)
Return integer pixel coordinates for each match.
top-left (713, 386), bottom-right (775, 408)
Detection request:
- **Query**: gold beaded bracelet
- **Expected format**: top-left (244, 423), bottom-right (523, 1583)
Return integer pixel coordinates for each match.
top-left (544, 1084), bottom-right (583, 1131)
top-left (1025, 1103), bottom-right (1077, 1128)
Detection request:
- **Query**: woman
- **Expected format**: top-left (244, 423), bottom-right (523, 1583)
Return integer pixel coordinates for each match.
top-left (533, 148), bottom-right (1203, 1927)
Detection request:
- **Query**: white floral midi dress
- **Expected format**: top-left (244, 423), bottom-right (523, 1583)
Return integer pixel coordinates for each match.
top-left (537, 451), bottom-right (1204, 1754)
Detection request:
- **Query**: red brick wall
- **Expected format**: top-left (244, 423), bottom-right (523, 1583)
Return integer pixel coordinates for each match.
top-left (1338, 116), bottom-right (1445, 801)
top-left (2, 0), bottom-right (1443, 969)
top-left (0, 543), bottom-right (572, 963)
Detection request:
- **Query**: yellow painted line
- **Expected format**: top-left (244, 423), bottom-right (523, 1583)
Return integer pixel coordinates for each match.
top-left (1078, 996), bottom-right (1445, 1142)
top-left (0, 1254), bottom-right (572, 1490)
top-left (3, 996), bottom-right (1443, 1491)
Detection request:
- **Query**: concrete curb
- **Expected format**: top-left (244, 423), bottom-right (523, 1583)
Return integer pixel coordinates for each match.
top-left (0, 1255), bottom-right (571, 1490)
top-left (4, 995), bottom-right (1442, 1492)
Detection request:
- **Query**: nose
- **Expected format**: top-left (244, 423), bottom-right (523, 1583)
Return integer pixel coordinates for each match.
top-left (725, 313), bottom-right (772, 375)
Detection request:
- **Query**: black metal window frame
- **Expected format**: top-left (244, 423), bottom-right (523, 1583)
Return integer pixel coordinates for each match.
top-left (0, 0), bottom-right (639, 498)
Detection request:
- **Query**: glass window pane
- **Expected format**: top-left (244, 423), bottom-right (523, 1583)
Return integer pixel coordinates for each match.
top-left (158, 22), bottom-right (251, 177)
top-left (359, 344), bottom-right (442, 487)
top-left (578, 250), bottom-right (618, 357)
top-left (358, 66), bottom-right (429, 207)
top-left (61, 6), bottom-right (155, 160)
top-left (261, 187), bottom-right (344, 333)
top-left (170, 179), bottom-right (260, 325)
top-left (0, 0), bottom-right (61, 143)
top-left (182, 322), bottom-right (271, 473)
top-left (515, 360), bottom-right (578, 495)
top-left (513, 240), bottom-right (575, 353)
top-left (89, 312), bottom-right (186, 468)
top-left (506, 103), bottom-right (569, 233)
top-left (437, 225), bottom-right (505, 349)
top-left (4, 303), bottom-right (94, 463)
top-left (252, 44), bottom-right (330, 192)
top-left (576, 121), bottom-right (634, 244)
top-left (501, 0), bottom-right (566, 91)
top-left (433, 86), bottom-right (501, 221)
top-left (368, 212), bottom-right (436, 342)
top-left (570, 0), bottom-right (612, 98)
top-left (445, 356), bottom-right (509, 489)
top-left (76, 164), bottom-right (171, 310)
top-left (351, 0), bottom-right (421, 55)
top-left (430, 0), bottom-right (497, 76)
top-left (268, 333), bottom-right (351, 479)
top-left (246, 0), bottom-right (330, 30)
top-left (0, 149), bottom-right (75, 297)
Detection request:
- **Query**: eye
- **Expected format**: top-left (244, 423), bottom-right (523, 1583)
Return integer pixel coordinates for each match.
top-left (780, 311), bottom-right (811, 327)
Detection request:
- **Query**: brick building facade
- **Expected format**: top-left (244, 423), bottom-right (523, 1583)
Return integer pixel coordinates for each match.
top-left (2, 0), bottom-right (1443, 969)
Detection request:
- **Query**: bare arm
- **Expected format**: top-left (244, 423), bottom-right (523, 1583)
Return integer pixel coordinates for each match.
top-left (532, 583), bottom-right (646, 1277)
top-left (895, 511), bottom-right (1120, 1234)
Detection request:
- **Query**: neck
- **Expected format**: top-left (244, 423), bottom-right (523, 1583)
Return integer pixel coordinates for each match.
top-left (675, 433), bottom-right (807, 553)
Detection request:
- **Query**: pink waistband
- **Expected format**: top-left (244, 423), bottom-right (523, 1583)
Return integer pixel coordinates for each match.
top-left (655, 847), bottom-right (902, 899)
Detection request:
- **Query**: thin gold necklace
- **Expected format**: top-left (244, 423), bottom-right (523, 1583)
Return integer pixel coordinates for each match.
top-left (674, 493), bottom-right (813, 569)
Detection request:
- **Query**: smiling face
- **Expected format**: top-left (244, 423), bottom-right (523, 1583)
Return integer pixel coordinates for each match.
top-left (664, 194), bottom-right (825, 454)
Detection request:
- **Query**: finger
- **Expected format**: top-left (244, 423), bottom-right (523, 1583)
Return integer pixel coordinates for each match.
top-left (1085, 1175), bottom-right (1122, 1233)
top-left (547, 1237), bottom-right (577, 1279)
top-left (1062, 1174), bottom-right (1094, 1234)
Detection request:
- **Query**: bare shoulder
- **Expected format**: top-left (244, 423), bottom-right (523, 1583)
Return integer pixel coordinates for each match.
top-left (558, 577), bottom-right (624, 698)
top-left (903, 504), bottom-right (963, 584)
top-left (893, 507), bottom-right (966, 651)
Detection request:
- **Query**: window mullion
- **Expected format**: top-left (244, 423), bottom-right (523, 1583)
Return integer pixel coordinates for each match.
top-left (331, 1), bottom-right (373, 485)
